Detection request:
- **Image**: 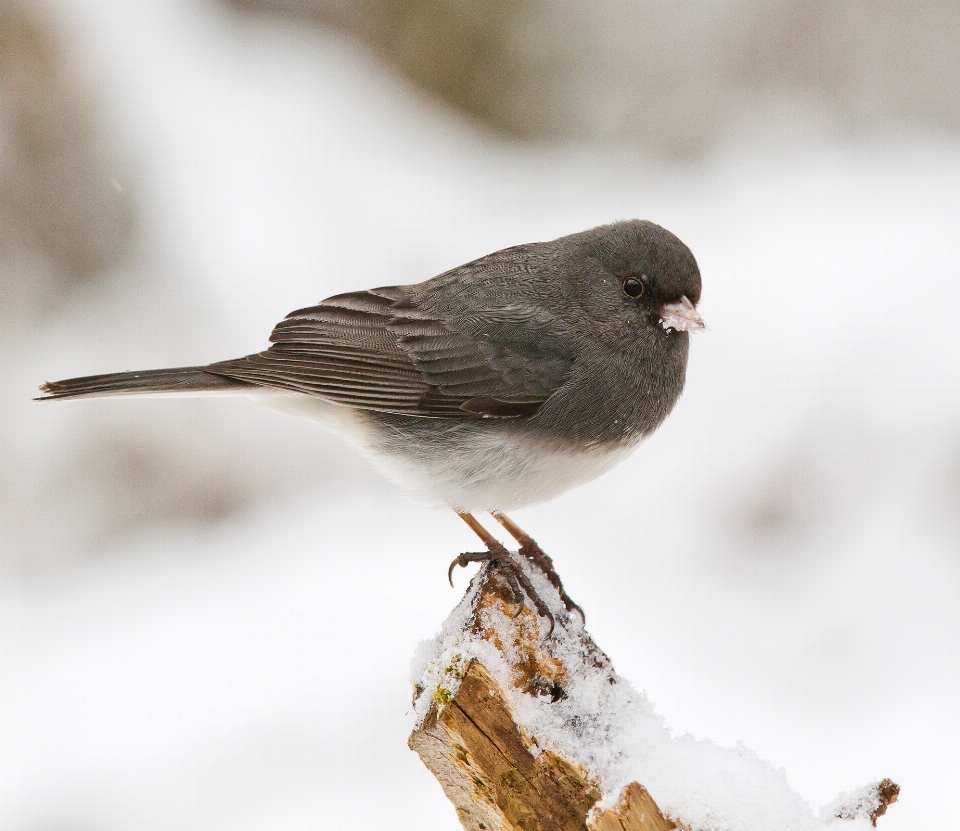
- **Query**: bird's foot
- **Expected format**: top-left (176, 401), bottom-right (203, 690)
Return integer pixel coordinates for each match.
top-left (488, 511), bottom-right (585, 625)
top-left (448, 544), bottom-right (557, 636)
top-left (517, 541), bottom-right (585, 624)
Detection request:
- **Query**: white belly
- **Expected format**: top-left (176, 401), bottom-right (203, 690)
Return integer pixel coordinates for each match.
top-left (252, 392), bottom-right (638, 511)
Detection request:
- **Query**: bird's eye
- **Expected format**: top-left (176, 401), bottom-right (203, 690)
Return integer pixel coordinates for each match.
top-left (622, 277), bottom-right (645, 298)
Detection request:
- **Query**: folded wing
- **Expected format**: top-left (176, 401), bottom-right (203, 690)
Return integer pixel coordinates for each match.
top-left (209, 274), bottom-right (573, 419)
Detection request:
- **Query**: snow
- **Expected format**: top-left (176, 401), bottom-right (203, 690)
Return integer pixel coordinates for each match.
top-left (822, 781), bottom-right (898, 826)
top-left (411, 560), bottom-right (881, 831)
top-left (2, 1), bottom-right (960, 830)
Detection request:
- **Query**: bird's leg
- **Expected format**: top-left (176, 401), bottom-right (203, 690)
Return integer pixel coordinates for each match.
top-left (449, 511), bottom-right (556, 635)
top-left (490, 511), bottom-right (585, 623)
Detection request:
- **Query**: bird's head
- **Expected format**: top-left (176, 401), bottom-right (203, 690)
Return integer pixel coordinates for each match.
top-left (584, 219), bottom-right (704, 335)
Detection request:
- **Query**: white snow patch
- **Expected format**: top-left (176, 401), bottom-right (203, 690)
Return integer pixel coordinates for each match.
top-left (411, 562), bottom-right (861, 831)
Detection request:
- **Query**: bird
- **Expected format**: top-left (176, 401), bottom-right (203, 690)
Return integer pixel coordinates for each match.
top-left (38, 219), bottom-right (704, 632)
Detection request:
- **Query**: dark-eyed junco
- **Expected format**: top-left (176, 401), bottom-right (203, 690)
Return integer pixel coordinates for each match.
top-left (39, 220), bottom-right (703, 630)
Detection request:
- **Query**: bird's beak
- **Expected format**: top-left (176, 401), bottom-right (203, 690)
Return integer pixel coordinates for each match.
top-left (660, 296), bottom-right (705, 333)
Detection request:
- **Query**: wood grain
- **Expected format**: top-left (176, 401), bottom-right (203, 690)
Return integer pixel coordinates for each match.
top-left (409, 562), bottom-right (675, 831)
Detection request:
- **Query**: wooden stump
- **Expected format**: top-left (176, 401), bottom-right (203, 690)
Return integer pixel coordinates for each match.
top-left (411, 660), bottom-right (604, 831)
top-left (408, 559), bottom-right (675, 831)
top-left (408, 555), bottom-right (898, 831)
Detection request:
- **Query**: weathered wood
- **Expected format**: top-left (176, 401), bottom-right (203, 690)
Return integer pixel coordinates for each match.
top-left (409, 557), bottom-right (898, 831)
top-left (409, 561), bottom-right (677, 831)
top-left (587, 783), bottom-right (679, 831)
top-left (828, 778), bottom-right (900, 827)
top-left (410, 660), bottom-right (601, 831)
top-left (868, 780), bottom-right (901, 826)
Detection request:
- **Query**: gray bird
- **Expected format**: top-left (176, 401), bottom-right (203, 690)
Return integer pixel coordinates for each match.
top-left (38, 220), bottom-right (704, 631)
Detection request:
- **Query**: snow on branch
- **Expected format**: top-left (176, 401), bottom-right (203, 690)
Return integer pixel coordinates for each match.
top-left (408, 556), bottom-right (899, 831)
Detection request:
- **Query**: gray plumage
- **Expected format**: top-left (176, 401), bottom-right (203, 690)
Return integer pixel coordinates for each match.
top-left (39, 219), bottom-right (703, 511)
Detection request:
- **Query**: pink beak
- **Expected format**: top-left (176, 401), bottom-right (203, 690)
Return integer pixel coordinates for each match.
top-left (660, 296), bottom-right (705, 333)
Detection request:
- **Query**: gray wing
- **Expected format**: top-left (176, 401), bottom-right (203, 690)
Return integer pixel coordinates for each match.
top-left (208, 256), bottom-right (574, 418)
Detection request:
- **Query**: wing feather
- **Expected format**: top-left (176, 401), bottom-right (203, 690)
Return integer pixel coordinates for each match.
top-left (207, 255), bottom-right (574, 417)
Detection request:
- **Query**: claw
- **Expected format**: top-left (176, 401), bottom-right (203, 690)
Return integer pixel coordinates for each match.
top-left (446, 547), bottom-right (556, 635)
top-left (518, 542), bottom-right (583, 625)
top-left (497, 565), bottom-right (526, 616)
top-left (447, 551), bottom-right (491, 586)
top-left (566, 601), bottom-right (586, 625)
top-left (491, 511), bottom-right (583, 626)
top-left (452, 511), bottom-right (559, 637)
top-left (500, 555), bottom-right (555, 636)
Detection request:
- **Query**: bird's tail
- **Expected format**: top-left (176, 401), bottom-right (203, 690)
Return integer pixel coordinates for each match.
top-left (37, 366), bottom-right (253, 401)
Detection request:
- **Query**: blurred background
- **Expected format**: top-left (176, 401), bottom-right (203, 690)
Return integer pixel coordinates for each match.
top-left (2, 0), bottom-right (959, 828)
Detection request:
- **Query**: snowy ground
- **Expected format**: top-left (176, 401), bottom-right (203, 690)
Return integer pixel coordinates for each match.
top-left (3, 1), bottom-right (959, 829)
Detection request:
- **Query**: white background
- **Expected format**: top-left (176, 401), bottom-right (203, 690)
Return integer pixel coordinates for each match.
top-left (3, 2), bottom-right (959, 828)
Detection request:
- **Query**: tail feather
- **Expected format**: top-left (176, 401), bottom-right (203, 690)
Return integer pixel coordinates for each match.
top-left (37, 366), bottom-right (254, 401)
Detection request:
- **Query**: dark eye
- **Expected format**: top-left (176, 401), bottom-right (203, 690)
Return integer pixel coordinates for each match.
top-left (622, 277), bottom-right (644, 298)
